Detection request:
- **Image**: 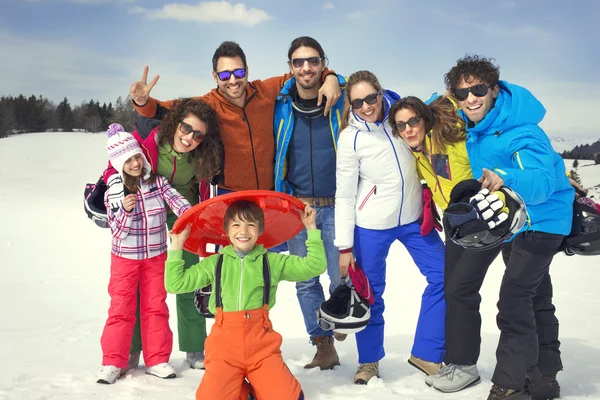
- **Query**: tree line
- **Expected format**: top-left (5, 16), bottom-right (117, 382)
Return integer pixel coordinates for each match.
top-left (0, 94), bottom-right (139, 138)
top-left (561, 142), bottom-right (600, 163)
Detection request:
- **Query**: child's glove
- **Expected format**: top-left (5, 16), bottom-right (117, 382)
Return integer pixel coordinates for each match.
top-left (419, 185), bottom-right (442, 236)
top-left (469, 188), bottom-right (508, 229)
top-left (106, 174), bottom-right (125, 213)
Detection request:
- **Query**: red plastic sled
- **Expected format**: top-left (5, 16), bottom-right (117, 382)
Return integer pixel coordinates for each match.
top-left (172, 190), bottom-right (306, 257)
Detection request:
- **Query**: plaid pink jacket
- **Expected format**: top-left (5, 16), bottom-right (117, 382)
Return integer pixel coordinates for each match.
top-left (104, 175), bottom-right (191, 260)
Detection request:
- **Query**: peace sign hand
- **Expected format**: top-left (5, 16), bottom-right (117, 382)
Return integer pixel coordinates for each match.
top-left (129, 65), bottom-right (160, 106)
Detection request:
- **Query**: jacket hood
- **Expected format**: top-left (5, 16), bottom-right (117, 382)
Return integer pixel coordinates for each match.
top-left (463, 80), bottom-right (546, 141)
top-left (348, 89), bottom-right (401, 131)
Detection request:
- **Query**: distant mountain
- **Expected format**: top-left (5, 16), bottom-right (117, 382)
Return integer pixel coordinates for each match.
top-left (550, 135), bottom-right (599, 153)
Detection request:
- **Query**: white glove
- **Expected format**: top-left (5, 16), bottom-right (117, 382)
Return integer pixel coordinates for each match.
top-left (106, 174), bottom-right (125, 213)
top-left (469, 188), bottom-right (508, 229)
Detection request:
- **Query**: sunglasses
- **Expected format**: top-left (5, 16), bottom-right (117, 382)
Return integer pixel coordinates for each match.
top-left (453, 83), bottom-right (493, 101)
top-left (350, 92), bottom-right (380, 109)
top-left (216, 68), bottom-right (246, 81)
top-left (179, 120), bottom-right (206, 142)
top-left (290, 56), bottom-right (323, 68)
top-left (394, 116), bottom-right (421, 132)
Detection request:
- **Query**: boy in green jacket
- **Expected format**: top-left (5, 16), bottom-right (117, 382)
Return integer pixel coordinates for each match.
top-left (166, 199), bottom-right (325, 400)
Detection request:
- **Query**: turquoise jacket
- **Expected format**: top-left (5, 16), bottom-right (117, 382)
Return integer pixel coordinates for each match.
top-left (462, 80), bottom-right (574, 236)
top-left (273, 74), bottom-right (347, 194)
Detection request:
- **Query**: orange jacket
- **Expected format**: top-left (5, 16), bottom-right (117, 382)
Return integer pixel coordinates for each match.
top-left (134, 71), bottom-right (333, 192)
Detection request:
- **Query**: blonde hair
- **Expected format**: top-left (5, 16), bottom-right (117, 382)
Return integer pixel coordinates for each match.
top-left (340, 70), bottom-right (383, 132)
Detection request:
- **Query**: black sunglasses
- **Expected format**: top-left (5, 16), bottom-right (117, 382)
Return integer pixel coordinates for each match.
top-left (453, 83), bottom-right (493, 101)
top-left (394, 116), bottom-right (421, 132)
top-left (350, 92), bottom-right (380, 109)
top-left (179, 120), bottom-right (206, 142)
top-left (290, 56), bottom-right (323, 68)
top-left (216, 68), bottom-right (246, 81)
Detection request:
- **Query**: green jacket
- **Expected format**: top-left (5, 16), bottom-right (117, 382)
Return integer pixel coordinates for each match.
top-left (165, 229), bottom-right (326, 313)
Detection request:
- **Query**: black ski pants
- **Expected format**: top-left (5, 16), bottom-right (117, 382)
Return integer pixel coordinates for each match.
top-left (444, 240), bottom-right (502, 366)
top-left (492, 231), bottom-right (564, 391)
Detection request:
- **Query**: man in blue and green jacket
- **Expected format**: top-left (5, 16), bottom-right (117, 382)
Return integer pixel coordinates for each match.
top-left (273, 36), bottom-right (346, 370)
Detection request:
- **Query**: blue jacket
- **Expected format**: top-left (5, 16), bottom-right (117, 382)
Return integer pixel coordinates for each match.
top-left (462, 80), bottom-right (574, 235)
top-left (274, 74), bottom-right (347, 194)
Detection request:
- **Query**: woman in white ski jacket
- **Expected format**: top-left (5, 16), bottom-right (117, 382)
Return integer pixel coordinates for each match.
top-left (335, 70), bottom-right (446, 384)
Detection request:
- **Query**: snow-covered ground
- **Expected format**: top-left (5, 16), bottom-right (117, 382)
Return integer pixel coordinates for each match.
top-left (1, 133), bottom-right (600, 400)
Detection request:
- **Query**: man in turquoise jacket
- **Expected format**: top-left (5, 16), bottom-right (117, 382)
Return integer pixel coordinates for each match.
top-left (444, 55), bottom-right (573, 400)
top-left (273, 36), bottom-right (346, 370)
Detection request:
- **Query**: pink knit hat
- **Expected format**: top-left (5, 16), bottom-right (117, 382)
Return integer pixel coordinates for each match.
top-left (106, 123), bottom-right (151, 178)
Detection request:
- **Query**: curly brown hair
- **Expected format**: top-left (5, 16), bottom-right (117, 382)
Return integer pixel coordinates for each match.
top-left (389, 96), bottom-right (465, 154)
top-left (158, 98), bottom-right (223, 181)
top-left (444, 54), bottom-right (500, 92)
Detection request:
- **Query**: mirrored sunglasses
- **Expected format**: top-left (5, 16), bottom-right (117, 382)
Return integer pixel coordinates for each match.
top-left (216, 68), bottom-right (246, 81)
top-left (290, 56), bottom-right (323, 68)
top-left (350, 92), bottom-right (380, 109)
top-left (453, 83), bottom-right (493, 101)
top-left (179, 120), bottom-right (206, 142)
top-left (394, 116), bottom-right (421, 132)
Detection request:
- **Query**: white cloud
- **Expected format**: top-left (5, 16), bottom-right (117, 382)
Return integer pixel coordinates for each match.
top-left (346, 11), bottom-right (362, 19)
top-left (135, 1), bottom-right (273, 27)
top-left (323, 1), bottom-right (334, 10)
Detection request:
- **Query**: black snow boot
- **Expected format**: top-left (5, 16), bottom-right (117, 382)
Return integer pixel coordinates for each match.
top-left (530, 375), bottom-right (561, 400)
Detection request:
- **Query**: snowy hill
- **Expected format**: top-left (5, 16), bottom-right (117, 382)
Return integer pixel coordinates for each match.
top-left (2, 133), bottom-right (600, 400)
top-left (549, 135), bottom-right (599, 154)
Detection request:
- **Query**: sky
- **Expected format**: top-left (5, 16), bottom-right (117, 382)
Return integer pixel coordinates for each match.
top-left (1, 0), bottom-right (599, 139)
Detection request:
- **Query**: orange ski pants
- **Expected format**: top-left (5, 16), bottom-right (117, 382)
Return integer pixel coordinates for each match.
top-left (196, 305), bottom-right (302, 400)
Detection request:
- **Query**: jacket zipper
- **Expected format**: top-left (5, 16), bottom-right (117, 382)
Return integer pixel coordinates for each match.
top-left (383, 127), bottom-right (405, 222)
top-left (309, 119), bottom-right (315, 197)
top-left (358, 185), bottom-right (377, 210)
top-left (238, 258), bottom-right (245, 310)
top-left (139, 187), bottom-right (149, 259)
top-left (242, 108), bottom-right (260, 189)
top-left (169, 157), bottom-right (177, 183)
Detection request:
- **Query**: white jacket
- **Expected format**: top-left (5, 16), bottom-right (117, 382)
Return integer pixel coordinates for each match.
top-left (334, 91), bottom-right (422, 250)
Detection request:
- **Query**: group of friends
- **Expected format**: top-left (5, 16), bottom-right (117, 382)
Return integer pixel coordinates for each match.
top-left (95, 36), bottom-right (576, 400)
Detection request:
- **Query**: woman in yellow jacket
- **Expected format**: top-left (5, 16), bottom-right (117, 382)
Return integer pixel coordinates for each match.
top-left (388, 95), bottom-right (503, 394)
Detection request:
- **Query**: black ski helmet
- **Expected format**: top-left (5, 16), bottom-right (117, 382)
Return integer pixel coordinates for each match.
top-left (317, 280), bottom-right (370, 334)
top-left (443, 179), bottom-right (527, 250)
top-left (193, 285), bottom-right (215, 318)
top-left (564, 199), bottom-right (600, 256)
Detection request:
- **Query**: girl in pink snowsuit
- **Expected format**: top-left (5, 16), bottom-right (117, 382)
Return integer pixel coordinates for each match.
top-left (97, 124), bottom-right (191, 384)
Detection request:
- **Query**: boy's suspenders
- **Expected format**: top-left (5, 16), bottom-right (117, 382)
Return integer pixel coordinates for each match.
top-left (214, 253), bottom-right (271, 309)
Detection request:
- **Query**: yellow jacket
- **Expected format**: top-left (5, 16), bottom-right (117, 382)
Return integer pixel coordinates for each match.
top-left (413, 133), bottom-right (473, 211)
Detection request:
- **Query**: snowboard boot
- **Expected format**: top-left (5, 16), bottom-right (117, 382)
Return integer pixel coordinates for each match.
top-left (431, 364), bottom-right (481, 393)
top-left (530, 374), bottom-right (561, 400)
top-left (186, 352), bottom-right (205, 369)
top-left (333, 332), bottom-right (348, 342)
top-left (97, 365), bottom-right (121, 384)
top-left (304, 336), bottom-right (340, 370)
top-left (488, 384), bottom-right (532, 399)
top-left (354, 361), bottom-right (379, 385)
top-left (408, 354), bottom-right (442, 376)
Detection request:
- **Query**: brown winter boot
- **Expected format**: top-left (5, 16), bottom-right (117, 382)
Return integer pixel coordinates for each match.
top-left (354, 362), bottom-right (380, 385)
top-left (407, 354), bottom-right (442, 376)
top-left (303, 336), bottom-right (340, 370)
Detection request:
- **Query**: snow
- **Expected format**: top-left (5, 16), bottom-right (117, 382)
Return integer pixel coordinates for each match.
top-left (1, 132), bottom-right (600, 400)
